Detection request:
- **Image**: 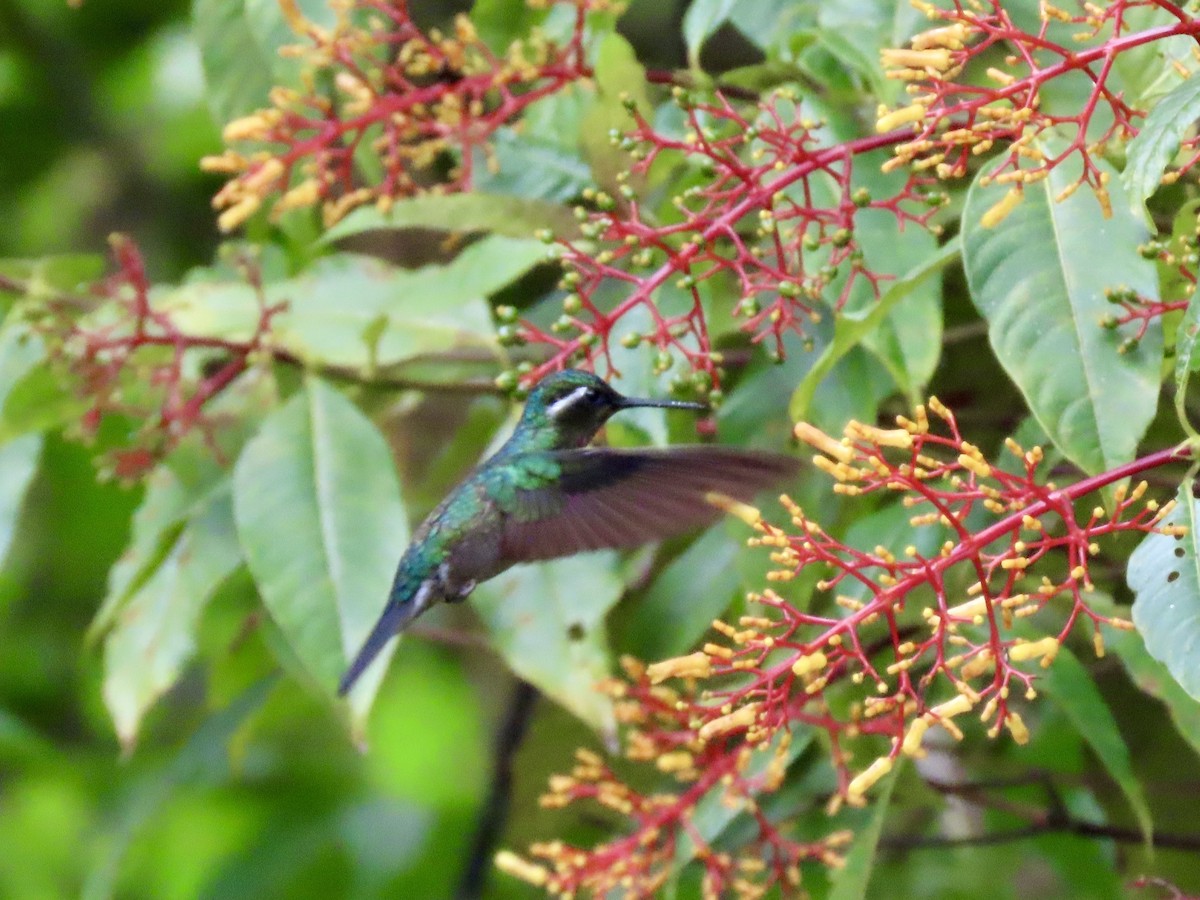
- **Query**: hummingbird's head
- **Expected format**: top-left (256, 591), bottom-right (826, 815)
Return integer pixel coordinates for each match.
top-left (521, 369), bottom-right (707, 448)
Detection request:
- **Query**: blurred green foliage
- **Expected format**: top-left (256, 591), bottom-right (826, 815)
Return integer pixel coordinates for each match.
top-left (2, 0), bottom-right (1200, 898)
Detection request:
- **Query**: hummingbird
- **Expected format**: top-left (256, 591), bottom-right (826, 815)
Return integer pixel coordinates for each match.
top-left (338, 369), bottom-right (798, 695)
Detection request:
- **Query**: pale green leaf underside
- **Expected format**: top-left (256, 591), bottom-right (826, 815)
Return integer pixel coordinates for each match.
top-left (102, 489), bottom-right (241, 749)
top-left (159, 238), bottom-right (546, 370)
top-left (473, 553), bottom-right (622, 740)
top-left (1128, 483), bottom-right (1200, 701)
top-left (0, 434), bottom-right (40, 568)
top-left (1175, 290), bottom-right (1200, 437)
top-left (234, 378), bottom-right (408, 731)
top-left (681, 0), bottom-right (738, 66)
top-left (962, 146), bottom-right (1162, 475)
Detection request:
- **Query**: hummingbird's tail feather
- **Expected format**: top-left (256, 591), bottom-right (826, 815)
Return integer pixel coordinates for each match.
top-left (337, 579), bottom-right (435, 696)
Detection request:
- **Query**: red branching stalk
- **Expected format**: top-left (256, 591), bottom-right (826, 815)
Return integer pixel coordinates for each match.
top-left (514, 0), bottom-right (1200, 389)
top-left (500, 400), bottom-right (1186, 898)
top-left (204, 0), bottom-right (599, 231)
top-left (201, 1), bottom-right (1200, 391)
top-left (1107, 228), bottom-right (1200, 343)
top-left (43, 237), bottom-right (282, 478)
top-left (515, 94), bottom-right (937, 390)
top-left (1104, 286), bottom-right (1189, 344)
top-left (877, 0), bottom-right (1200, 218)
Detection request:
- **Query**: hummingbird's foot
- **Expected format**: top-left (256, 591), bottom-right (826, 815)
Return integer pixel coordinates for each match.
top-left (446, 580), bottom-right (476, 603)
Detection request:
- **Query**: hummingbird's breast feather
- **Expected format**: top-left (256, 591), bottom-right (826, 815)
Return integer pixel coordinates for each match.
top-left (405, 455), bottom-right (559, 592)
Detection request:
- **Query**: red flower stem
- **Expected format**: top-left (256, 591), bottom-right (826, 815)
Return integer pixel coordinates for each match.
top-left (754, 443), bottom-right (1192, 694)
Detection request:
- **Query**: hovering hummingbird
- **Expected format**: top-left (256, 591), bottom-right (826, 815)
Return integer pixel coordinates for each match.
top-left (338, 369), bottom-right (798, 695)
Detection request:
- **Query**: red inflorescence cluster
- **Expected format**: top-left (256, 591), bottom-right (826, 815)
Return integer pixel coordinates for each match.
top-left (517, 92), bottom-right (938, 390)
top-left (515, 0), bottom-right (1200, 390)
top-left (199, 0), bottom-right (1200, 396)
top-left (49, 238), bottom-right (282, 479)
top-left (499, 401), bottom-right (1181, 898)
top-left (205, 0), bottom-right (599, 231)
top-left (876, 0), bottom-right (1200, 218)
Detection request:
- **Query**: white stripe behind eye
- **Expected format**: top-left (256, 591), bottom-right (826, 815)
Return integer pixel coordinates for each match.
top-left (546, 385), bottom-right (593, 419)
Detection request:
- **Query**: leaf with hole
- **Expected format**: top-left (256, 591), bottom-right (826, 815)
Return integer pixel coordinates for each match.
top-left (1128, 481), bottom-right (1200, 702)
top-left (472, 553), bottom-right (622, 742)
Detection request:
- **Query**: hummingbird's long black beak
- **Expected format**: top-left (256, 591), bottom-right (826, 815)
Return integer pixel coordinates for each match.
top-left (616, 395), bottom-right (708, 412)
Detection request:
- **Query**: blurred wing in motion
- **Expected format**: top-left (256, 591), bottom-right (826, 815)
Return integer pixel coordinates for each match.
top-left (499, 446), bottom-right (798, 563)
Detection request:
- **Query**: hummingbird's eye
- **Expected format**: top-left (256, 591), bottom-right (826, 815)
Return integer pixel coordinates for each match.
top-left (545, 384), bottom-right (591, 419)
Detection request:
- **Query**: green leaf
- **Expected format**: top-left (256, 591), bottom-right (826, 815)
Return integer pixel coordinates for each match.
top-left (1107, 627), bottom-right (1200, 759)
top-left (1175, 288), bottom-right (1200, 437)
top-left (1037, 641), bottom-right (1153, 843)
top-left (618, 525), bottom-right (743, 661)
top-left (192, 0), bottom-right (277, 125)
top-left (848, 208), bottom-right (945, 403)
top-left (1128, 482), bottom-right (1200, 701)
top-left (320, 193), bottom-right (579, 244)
top-left (828, 763), bottom-right (899, 900)
top-left (475, 89), bottom-right (594, 202)
top-left (961, 145), bottom-right (1162, 475)
top-left (102, 489), bottom-right (242, 750)
top-left (192, 0), bottom-right (335, 125)
top-left (581, 33), bottom-right (650, 195)
top-left (0, 320), bottom-right (44, 413)
top-left (790, 239), bottom-right (959, 421)
top-left (0, 435), bottom-right (40, 567)
top-left (233, 378), bottom-right (409, 733)
top-left (0, 255), bottom-right (106, 299)
top-left (471, 0), bottom-right (548, 54)
top-left (0, 318), bottom-right (79, 445)
top-left (681, 0), bottom-right (737, 66)
top-left (0, 366), bottom-right (88, 444)
top-left (816, 1), bottom-right (892, 98)
top-left (1123, 74), bottom-right (1200, 206)
top-left (473, 553), bottom-right (622, 741)
top-left (91, 456), bottom-right (231, 642)
top-left (728, 0), bottom-right (815, 58)
top-left (164, 239), bottom-right (546, 370)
